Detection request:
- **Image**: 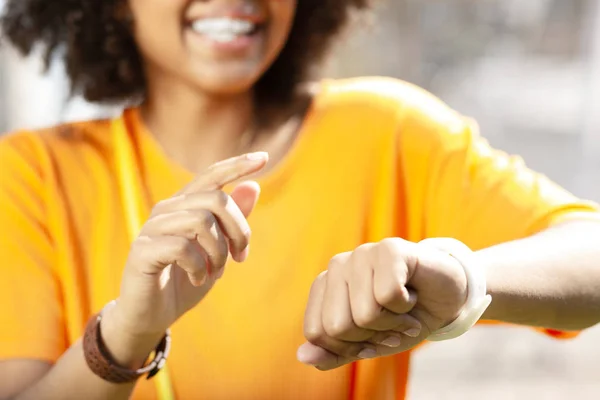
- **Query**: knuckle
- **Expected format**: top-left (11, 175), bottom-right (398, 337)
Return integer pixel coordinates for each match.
top-left (210, 190), bottom-right (230, 209)
top-left (351, 243), bottom-right (373, 260)
top-left (205, 163), bottom-right (219, 177)
top-left (196, 210), bottom-right (217, 231)
top-left (352, 306), bottom-right (378, 329)
top-left (378, 237), bottom-right (402, 255)
top-left (150, 196), bottom-right (182, 217)
top-left (323, 317), bottom-right (353, 339)
top-left (327, 253), bottom-right (348, 271)
top-left (308, 272), bottom-right (327, 297)
top-left (378, 238), bottom-right (414, 263)
top-left (304, 324), bottom-right (325, 344)
top-left (170, 237), bottom-right (194, 260)
top-left (375, 281), bottom-right (406, 308)
top-left (205, 165), bottom-right (216, 175)
top-left (131, 236), bottom-right (150, 252)
top-left (327, 262), bottom-right (342, 277)
top-left (183, 213), bottom-right (203, 235)
top-left (129, 237), bottom-right (153, 263)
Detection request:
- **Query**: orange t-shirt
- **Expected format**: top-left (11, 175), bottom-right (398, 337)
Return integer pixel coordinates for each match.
top-left (0, 77), bottom-right (598, 400)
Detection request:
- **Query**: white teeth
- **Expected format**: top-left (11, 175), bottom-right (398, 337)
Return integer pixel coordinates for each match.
top-left (209, 33), bottom-right (238, 43)
top-left (191, 18), bottom-right (256, 41)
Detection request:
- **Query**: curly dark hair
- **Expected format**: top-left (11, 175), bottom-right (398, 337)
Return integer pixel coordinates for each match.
top-left (1, 0), bottom-right (371, 108)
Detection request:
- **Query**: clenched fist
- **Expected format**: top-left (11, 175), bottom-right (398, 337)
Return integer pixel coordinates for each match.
top-left (297, 238), bottom-right (469, 370)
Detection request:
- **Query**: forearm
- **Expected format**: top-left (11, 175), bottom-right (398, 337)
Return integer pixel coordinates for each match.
top-left (13, 342), bottom-right (134, 400)
top-left (14, 307), bottom-right (161, 400)
top-left (478, 219), bottom-right (600, 331)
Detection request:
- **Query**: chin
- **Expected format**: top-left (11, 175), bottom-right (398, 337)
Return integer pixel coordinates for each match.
top-left (188, 65), bottom-right (264, 98)
top-left (199, 81), bottom-right (255, 98)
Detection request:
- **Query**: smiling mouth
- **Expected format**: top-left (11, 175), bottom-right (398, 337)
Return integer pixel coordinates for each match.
top-left (190, 17), bottom-right (263, 43)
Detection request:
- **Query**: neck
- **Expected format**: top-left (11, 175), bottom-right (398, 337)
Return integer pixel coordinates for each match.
top-left (141, 74), bottom-right (258, 173)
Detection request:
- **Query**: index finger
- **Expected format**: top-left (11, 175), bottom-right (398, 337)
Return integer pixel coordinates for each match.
top-left (178, 152), bottom-right (269, 195)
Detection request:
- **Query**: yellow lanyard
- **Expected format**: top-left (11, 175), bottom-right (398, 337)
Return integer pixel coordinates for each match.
top-left (113, 115), bottom-right (176, 400)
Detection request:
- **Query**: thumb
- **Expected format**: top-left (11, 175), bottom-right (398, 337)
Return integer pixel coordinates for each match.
top-left (297, 342), bottom-right (351, 371)
top-left (230, 180), bottom-right (261, 218)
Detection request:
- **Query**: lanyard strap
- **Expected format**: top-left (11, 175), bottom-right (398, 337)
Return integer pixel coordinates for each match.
top-left (113, 116), bottom-right (176, 400)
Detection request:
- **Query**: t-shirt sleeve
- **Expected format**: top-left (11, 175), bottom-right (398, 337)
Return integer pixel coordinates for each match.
top-left (0, 134), bottom-right (67, 362)
top-left (419, 118), bottom-right (599, 249)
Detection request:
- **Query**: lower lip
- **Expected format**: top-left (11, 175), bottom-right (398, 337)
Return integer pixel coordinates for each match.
top-left (187, 29), bottom-right (262, 54)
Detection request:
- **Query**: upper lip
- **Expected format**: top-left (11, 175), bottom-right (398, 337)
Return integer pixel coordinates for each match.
top-left (186, 5), bottom-right (266, 25)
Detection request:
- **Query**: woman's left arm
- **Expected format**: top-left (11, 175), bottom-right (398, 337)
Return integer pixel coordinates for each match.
top-left (297, 90), bottom-right (600, 369)
top-left (479, 216), bottom-right (600, 331)
top-left (297, 220), bottom-right (600, 371)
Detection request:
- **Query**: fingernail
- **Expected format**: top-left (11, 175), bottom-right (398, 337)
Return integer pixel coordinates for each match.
top-left (246, 152), bottom-right (269, 161)
top-left (358, 348), bottom-right (378, 359)
top-left (404, 328), bottom-right (421, 338)
top-left (380, 336), bottom-right (401, 348)
top-left (189, 272), bottom-right (207, 287)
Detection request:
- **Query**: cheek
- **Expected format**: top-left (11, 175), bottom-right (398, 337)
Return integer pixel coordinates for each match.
top-left (128, 0), bottom-right (186, 15)
top-left (267, 0), bottom-right (297, 49)
top-left (128, 0), bottom-right (184, 39)
top-left (128, 0), bottom-right (185, 61)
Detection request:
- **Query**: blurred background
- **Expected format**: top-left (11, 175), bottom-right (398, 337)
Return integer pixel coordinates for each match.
top-left (1, 0), bottom-right (599, 399)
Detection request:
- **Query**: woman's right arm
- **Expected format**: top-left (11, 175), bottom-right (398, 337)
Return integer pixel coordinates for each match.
top-left (0, 307), bottom-right (160, 400)
top-left (0, 137), bottom-right (268, 399)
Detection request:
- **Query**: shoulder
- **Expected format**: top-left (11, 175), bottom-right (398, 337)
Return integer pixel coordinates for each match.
top-left (310, 76), bottom-right (473, 151)
top-left (314, 77), bottom-right (460, 122)
top-left (0, 117), bottom-right (115, 173)
top-left (0, 117), bottom-right (117, 204)
top-left (1, 117), bottom-right (114, 153)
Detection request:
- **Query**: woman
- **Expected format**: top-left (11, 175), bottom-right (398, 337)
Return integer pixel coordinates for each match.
top-left (1, 1), bottom-right (599, 399)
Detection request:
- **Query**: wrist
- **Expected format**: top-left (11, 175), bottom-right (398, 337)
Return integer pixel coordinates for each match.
top-left (473, 250), bottom-right (502, 321)
top-left (100, 303), bottom-right (165, 369)
top-left (426, 238), bottom-right (492, 341)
